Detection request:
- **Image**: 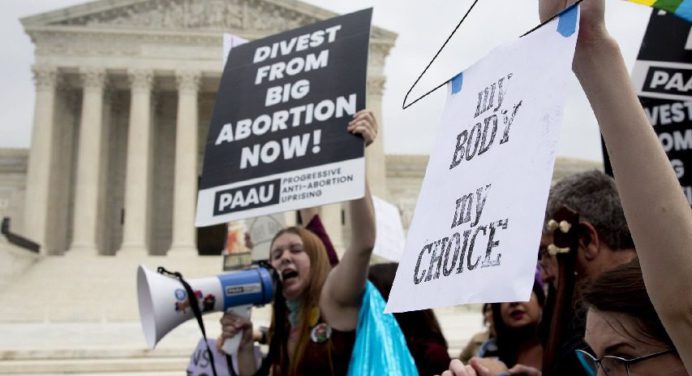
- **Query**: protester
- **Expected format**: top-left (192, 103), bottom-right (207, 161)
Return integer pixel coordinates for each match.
top-left (459, 304), bottom-right (496, 363)
top-left (442, 280), bottom-right (545, 376)
top-left (219, 207), bottom-right (338, 349)
top-left (577, 259), bottom-right (687, 375)
top-left (444, 0), bottom-right (692, 373)
top-left (536, 234), bottom-right (557, 288)
top-left (541, 170), bottom-right (637, 375)
top-left (484, 281), bottom-right (544, 371)
top-left (368, 262), bottom-right (450, 376)
top-left (562, 4), bottom-right (692, 374)
top-left (544, 170), bottom-right (636, 279)
top-left (218, 109), bottom-right (378, 376)
top-left (454, 280), bottom-right (544, 375)
top-left (542, 0), bottom-right (692, 371)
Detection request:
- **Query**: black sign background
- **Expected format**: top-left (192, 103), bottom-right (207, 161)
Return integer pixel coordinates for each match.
top-left (603, 11), bottom-right (692, 204)
top-left (637, 11), bottom-right (692, 63)
top-left (200, 9), bottom-right (372, 190)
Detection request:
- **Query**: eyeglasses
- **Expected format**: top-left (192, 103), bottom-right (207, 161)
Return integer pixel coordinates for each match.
top-left (575, 348), bottom-right (675, 376)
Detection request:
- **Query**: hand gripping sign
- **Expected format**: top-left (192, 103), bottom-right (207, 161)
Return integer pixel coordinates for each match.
top-left (196, 9), bottom-right (372, 227)
top-left (386, 7), bottom-right (579, 313)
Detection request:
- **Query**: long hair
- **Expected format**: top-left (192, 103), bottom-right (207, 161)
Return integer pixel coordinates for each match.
top-left (368, 262), bottom-right (450, 376)
top-left (491, 281), bottom-right (545, 368)
top-left (267, 227), bottom-right (332, 376)
top-left (368, 263), bottom-right (448, 348)
top-left (582, 259), bottom-right (674, 348)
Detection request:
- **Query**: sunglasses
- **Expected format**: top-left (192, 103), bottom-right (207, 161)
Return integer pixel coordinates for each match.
top-left (575, 348), bottom-right (675, 376)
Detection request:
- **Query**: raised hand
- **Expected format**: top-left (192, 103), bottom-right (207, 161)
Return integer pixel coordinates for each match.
top-left (347, 109), bottom-right (378, 147)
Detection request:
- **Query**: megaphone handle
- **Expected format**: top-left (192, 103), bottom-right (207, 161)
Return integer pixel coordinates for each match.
top-left (221, 304), bottom-right (252, 356)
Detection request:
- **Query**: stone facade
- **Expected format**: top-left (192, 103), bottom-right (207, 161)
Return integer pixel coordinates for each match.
top-left (0, 149), bottom-right (28, 234)
top-left (2, 148), bottom-right (602, 246)
top-left (17, 0), bottom-right (397, 256)
top-left (12, 0), bottom-right (603, 257)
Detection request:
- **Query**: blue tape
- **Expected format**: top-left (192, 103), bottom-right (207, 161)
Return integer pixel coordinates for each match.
top-left (557, 5), bottom-right (578, 37)
top-left (451, 72), bottom-right (464, 94)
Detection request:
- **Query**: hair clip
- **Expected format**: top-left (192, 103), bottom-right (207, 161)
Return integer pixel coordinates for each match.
top-left (546, 219), bottom-right (572, 234)
top-left (546, 219), bottom-right (558, 232)
top-left (558, 220), bottom-right (571, 233)
top-left (547, 244), bottom-right (570, 256)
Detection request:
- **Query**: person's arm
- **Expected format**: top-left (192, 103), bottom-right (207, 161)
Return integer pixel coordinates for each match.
top-left (300, 208), bottom-right (339, 266)
top-left (299, 207), bottom-right (319, 225)
top-left (540, 0), bottom-right (692, 367)
top-left (579, 38), bottom-right (692, 368)
top-left (319, 109), bottom-right (378, 330)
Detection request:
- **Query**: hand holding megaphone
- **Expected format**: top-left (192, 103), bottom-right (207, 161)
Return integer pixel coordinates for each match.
top-left (218, 306), bottom-right (253, 355)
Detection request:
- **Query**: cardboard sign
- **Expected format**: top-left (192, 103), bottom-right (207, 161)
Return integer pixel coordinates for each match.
top-left (247, 213), bottom-right (286, 261)
top-left (187, 338), bottom-right (263, 376)
top-left (605, 11), bottom-right (692, 205)
top-left (196, 9), bottom-right (372, 227)
top-left (187, 338), bottom-right (231, 376)
top-left (373, 196), bottom-right (406, 262)
top-left (631, 11), bottom-right (692, 102)
top-left (386, 7), bottom-right (579, 313)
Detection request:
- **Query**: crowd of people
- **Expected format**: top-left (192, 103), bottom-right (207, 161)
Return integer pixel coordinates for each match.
top-left (442, 0), bottom-right (692, 375)
top-left (211, 0), bottom-right (692, 375)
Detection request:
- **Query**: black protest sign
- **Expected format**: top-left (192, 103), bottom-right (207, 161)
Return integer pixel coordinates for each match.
top-left (637, 11), bottom-right (692, 65)
top-left (604, 11), bottom-right (692, 205)
top-left (196, 9), bottom-right (372, 226)
top-left (633, 11), bottom-right (692, 100)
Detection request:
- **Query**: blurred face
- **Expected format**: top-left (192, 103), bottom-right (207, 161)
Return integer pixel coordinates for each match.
top-left (270, 232), bottom-right (311, 300)
top-left (483, 304), bottom-right (493, 327)
top-left (483, 304), bottom-right (496, 336)
top-left (585, 310), bottom-right (686, 376)
top-left (500, 292), bottom-right (542, 329)
top-left (538, 233), bottom-right (558, 287)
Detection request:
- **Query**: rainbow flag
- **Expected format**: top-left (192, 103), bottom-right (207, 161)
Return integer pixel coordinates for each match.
top-left (627, 0), bottom-right (692, 22)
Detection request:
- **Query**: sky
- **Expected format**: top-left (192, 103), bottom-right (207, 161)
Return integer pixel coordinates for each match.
top-left (0, 0), bottom-right (652, 162)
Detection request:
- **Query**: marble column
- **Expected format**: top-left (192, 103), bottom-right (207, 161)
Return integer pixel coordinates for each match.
top-left (119, 70), bottom-right (154, 255)
top-left (70, 68), bottom-right (107, 253)
top-left (23, 66), bottom-right (58, 253)
top-left (319, 204), bottom-right (345, 257)
top-left (366, 76), bottom-right (387, 198)
top-left (168, 71), bottom-right (201, 254)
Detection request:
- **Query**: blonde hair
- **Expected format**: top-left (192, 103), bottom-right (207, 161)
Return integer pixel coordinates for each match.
top-left (267, 227), bottom-right (332, 376)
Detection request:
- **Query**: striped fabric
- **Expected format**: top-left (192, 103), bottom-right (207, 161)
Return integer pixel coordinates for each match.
top-left (627, 0), bottom-right (692, 22)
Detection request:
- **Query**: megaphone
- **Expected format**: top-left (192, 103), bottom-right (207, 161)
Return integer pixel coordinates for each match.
top-left (137, 265), bottom-right (274, 353)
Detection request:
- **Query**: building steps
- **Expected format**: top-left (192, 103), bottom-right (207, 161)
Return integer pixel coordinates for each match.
top-left (0, 254), bottom-right (481, 374)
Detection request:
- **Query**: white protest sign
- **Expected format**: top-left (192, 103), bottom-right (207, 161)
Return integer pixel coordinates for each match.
top-left (187, 338), bottom-right (231, 375)
top-left (222, 33), bottom-right (248, 68)
top-left (247, 213), bottom-right (286, 261)
top-left (196, 9), bottom-right (372, 227)
top-left (386, 6), bottom-right (579, 313)
top-left (187, 338), bottom-right (263, 376)
top-left (373, 196), bottom-right (406, 261)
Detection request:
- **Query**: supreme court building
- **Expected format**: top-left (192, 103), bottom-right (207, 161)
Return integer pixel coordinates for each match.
top-left (1, 0), bottom-right (603, 259)
top-left (11, 0), bottom-right (397, 256)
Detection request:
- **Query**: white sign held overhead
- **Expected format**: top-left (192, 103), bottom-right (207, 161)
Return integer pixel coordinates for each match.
top-left (372, 196), bottom-right (406, 262)
top-left (222, 33), bottom-right (248, 68)
top-left (386, 6), bottom-right (580, 313)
